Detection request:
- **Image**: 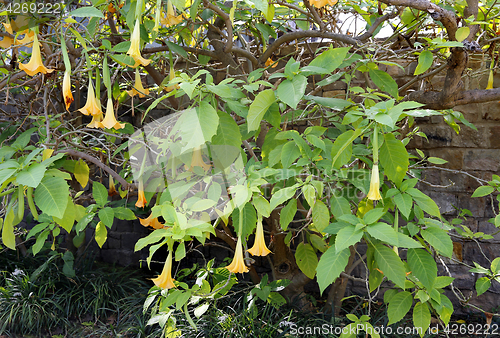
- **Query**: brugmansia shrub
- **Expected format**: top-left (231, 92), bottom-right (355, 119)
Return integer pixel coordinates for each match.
top-left (1, 0), bottom-right (500, 336)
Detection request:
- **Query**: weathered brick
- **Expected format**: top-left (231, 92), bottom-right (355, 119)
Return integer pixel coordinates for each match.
top-left (463, 149), bottom-right (500, 171)
top-left (489, 126), bottom-right (500, 148)
top-left (453, 103), bottom-right (482, 123)
top-left (482, 101), bottom-right (500, 121)
top-left (419, 125), bottom-right (452, 149)
top-left (458, 194), bottom-right (485, 218)
top-left (450, 126), bottom-right (489, 148)
top-left (427, 148), bottom-right (464, 169)
top-left (429, 191), bottom-right (457, 215)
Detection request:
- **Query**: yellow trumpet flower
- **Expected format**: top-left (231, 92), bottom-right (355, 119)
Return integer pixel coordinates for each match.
top-left (18, 34), bottom-right (54, 76)
top-left (79, 79), bottom-right (103, 116)
top-left (165, 69), bottom-right (180, 92)
top-left (62, 70), bottom-right (74, 111)
top-left (248, 219), bottom-right (271, 256)
top-left (184, 146), bottom-right (211, 172)
top-left (152, 250), bottom-right (176, 289)
top-left (139, 213), bottom-right (165, 229)
top-left (87, 113), bottom-right (104, 128)
top-left (367, 164), bottom-right (382, 201)
top-left (127, 19), bottom-right (151, 68)
top-left (108, 176), bottom-right (118, 197)
top-left (226, 236), bottom-right (249, 274)
top-left (127, 69), bottom-right (149, 98)
top-left (135, 180), bottom-right (148, 208)
top-left (0, 23), bottom-right (13, 48)
top-left (310, 0), bottom-right (337, 8)
top-left (101, 97), bottom-right (125, 130)
top-left (16, 30), bottom-right (34, 47)
top-left (161, 0), bottom-right (184, 27)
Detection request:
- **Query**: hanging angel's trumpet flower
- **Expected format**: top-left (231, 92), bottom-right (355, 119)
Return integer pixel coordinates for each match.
top-left (127, 19), bottom-right (151, 68)
top-left (16, 30), bottom-right (34, 46)
top-left (152, 250), bottom-right (176, 289)
top-left (184, 146), bottom-right (211, 172)
top-left (127, 69), bottom-right (149, 98)
top-left (165, 69), bottom-right (179, 92)
top-left (248, 218), bottom-right (271, 256)
top-left (0, 23), bottom-right (13, 48)
top-left (367, 164), bottom-right (382, 201)
top-left (135, 180), bottom-right (147, 208)
top-left (139, 213), bottom-right (165, 229)
top-left (226, 236), bottom-right (249, 274)
top-left (18, 34), bottom-right (54, 76)
top-left (108, 176), bottom-right (118, 197)
top-left (161, 0), bottom-right (184, 27)
top-left (79, 79), bottom-right (103, 116)
top-left (101, 97), bottom-right (125, 130)
top-left (310, 0), bottom-right (337, 8)
top-left (87, 113), bottom-right (104, 128)
top-left (62, 70), bottom-right (74, 111)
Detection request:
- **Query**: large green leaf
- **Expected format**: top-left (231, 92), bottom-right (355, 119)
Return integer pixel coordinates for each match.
top-left (476, 277), bottom-right (491, 296)
top-left (407, 248), bottom-right (437, 290)
top-left (280, 199), bottom-right (297, 231)
top-left (316, 246), bottom-right (350, 294)
top-left (1, 210), bottom-right (15, 250)
top-left (281, 141), bottom-right (301, 168)
top-left (232, 203), bottom-right (257, 238)
top-left (369, 69), bottom-right (398, 98)
top-left (414, 50), bottom-right (433, 76)
top-left (388, 291), bottom-right (413, 324)
top-left (295, 243), bottom-right (318, 279)
top-left (253, 195), bottom-right (271, 218)
top-left (335, 225), bottom-right (363, 253)
top-left (270, 186), bottom-right (296, 210)
top-left (53, 197), bottom-right (75, 233)
top-left (330, 195), bottom-right (351, 218)
top-left (93, 181), bottom-right (109, 207)
top-left (312, 200), bottom-right (329, 232)
top-left (366, 222), bottom-right (399, 246)
top-left (380, 133), bottom-right (409, 186)
top-left (309, 47), bottom-right (350, 72)
top-left (277, 75), bottom-right (307, 109)
top-left (15, 163), bottom-right (47, 188)
top-left (471, 185), bottom-right (495, 198)
top-left (421, 227), bottom-right (453, 258)
top-left (406, 188), bottom-right (440, 217)
top-left (212, 111), bottom-right (242, 147)
top-left (305, 95), bottom-right (352, 111)
top-left (331, 130), bottom-right (354, 169)
top-left (247, 89), bottom-right (275, 132)
top-left (394, 193), bottom-right (412, 219)
top-left (413, 302), bottom-right (431, 338)
top-left (373, 243), bottom-right (406, 288)
top-left (68, 6), bottom-right (105, 18)
top-left (34, 177), bottom-right (69, 218)
top-left (99, 207), bottom-right (115, 228)
top-left (178, 103), bottom-right (219, 152)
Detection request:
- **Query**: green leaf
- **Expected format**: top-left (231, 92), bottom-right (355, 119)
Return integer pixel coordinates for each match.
top-left (253, 195), bottom-right (271, 218)
top-left (277, 75), bottom-right (307, 109)
top-left (369, 69), bottom-right (399, 98)
top-left (95, 221), bottom-right (107, 248)
top-left (312, 200), bottom-right (329, 232)
top-left (316, 247), bottom-right (350, 294)
top-left (166, 41), bottom-right (188, 58)
top-left (98, 207), bottom-right (115, 228)
top-left (373, 243), bottom-right (406, 288)
top-left (270, 186), bottom-right (296, 210)
top-left (281, 141), bottom-right (301, 168)
top-left (280, 199), bottom-right (297, 231)
top-left (1, 211), bottom-right (15, 250)
top-left (68, 6), bottom-right (105, 18)
top-left (112, 41), bottom-right (131, 53)
top-left (394, 193), bottom-right (412, 219)
top-left (247, 89), bottom-right (275, 132)
top-left (114, 207), bottom-right (137, 220)
top-left (421, 227), bottom-right (453, 257)
top-left (178, 104), bottom-right (219, 152)
top-left (380, 133), bottom-right (409, 186)
top-left (335, 225), bottom-right (363, 253)
top-left (455, 26), bottom-right (470, 42)
top-left (302, 184), bottom-right (316, 208)
top-left (330, 195), bottom-right (351, 218)
top-left (413, 302), bottom-right (431, 337)
top-left (53, 197), bottom-right (75, 233)
top-left (32, 229), bottom-right (50, 256)
top-left (212, 111), bottom-right (242, 147)
top-left (93, 181), bottom-right (109, 207)
top-left (11, 128), bottom-right (37, 150)
top-left (304, 95), bottom-right (352, 110)
top-left (309, 47), bottom-right (351, 73)
top-left (476, 277), bottom-right (491, 296)
top-left (295, 243), bottom-right (318, 279)
top-left (366, 222), bottom-right (399, 246)
top-left (427, 157), bottom-right (448, 164)
top-left (363, 208), bottom-right (386, 224)
top-left (407, 248), bottom-right (437, 290)
top-left (433, 276), bottom-right (454, 289)
top-left (388, 291), bottom-right (413, 324)
top-left (331, 130), bottom-right (354, 169)
top-left (74, 159), bottom-right (90, 188)
top-left (15, 163), bottom-right (47, 188)
top-left (414, 50), bottom-right (433, 76)
top-left (232, 203), bottom-right (257, 238)
top-left (406, 188), bottom-right (441, 218)
top-left (397, 233), bottom-right (423, 248)
top-left (34, 177), bottom-right (69, 218)
top-left (471, 185), bottom-right (495, 198)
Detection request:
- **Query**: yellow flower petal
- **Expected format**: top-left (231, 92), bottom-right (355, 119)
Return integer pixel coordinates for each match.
top-left (184, 146), bottom-right (211, 172)
top-left (62, 70), bottom-right (74, 111)
top-left (127, 19), bottom-right (151, 68)
top-left (127, 69), bottom-right (150, 98)
top-left (139, 213), bottom-right (165, 229)
top-left (226, 236), bottom-right (249, 274)
top-left (79, 79), bottom-right (103, 116)
top-left (367, 164), bottom-right (382, 201)
top-left (248, 219), bottom-right (271, 256)
top-left (86, 113), bottom-right (104, 128)
top-left (18, 34), bottom-right (54, 76)
top-left (101, 97), bottom-right (125, 130)
top-left (152, 250), bottom-right (176, 289)
top-left (135, 180), bottom-right (148, 208)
